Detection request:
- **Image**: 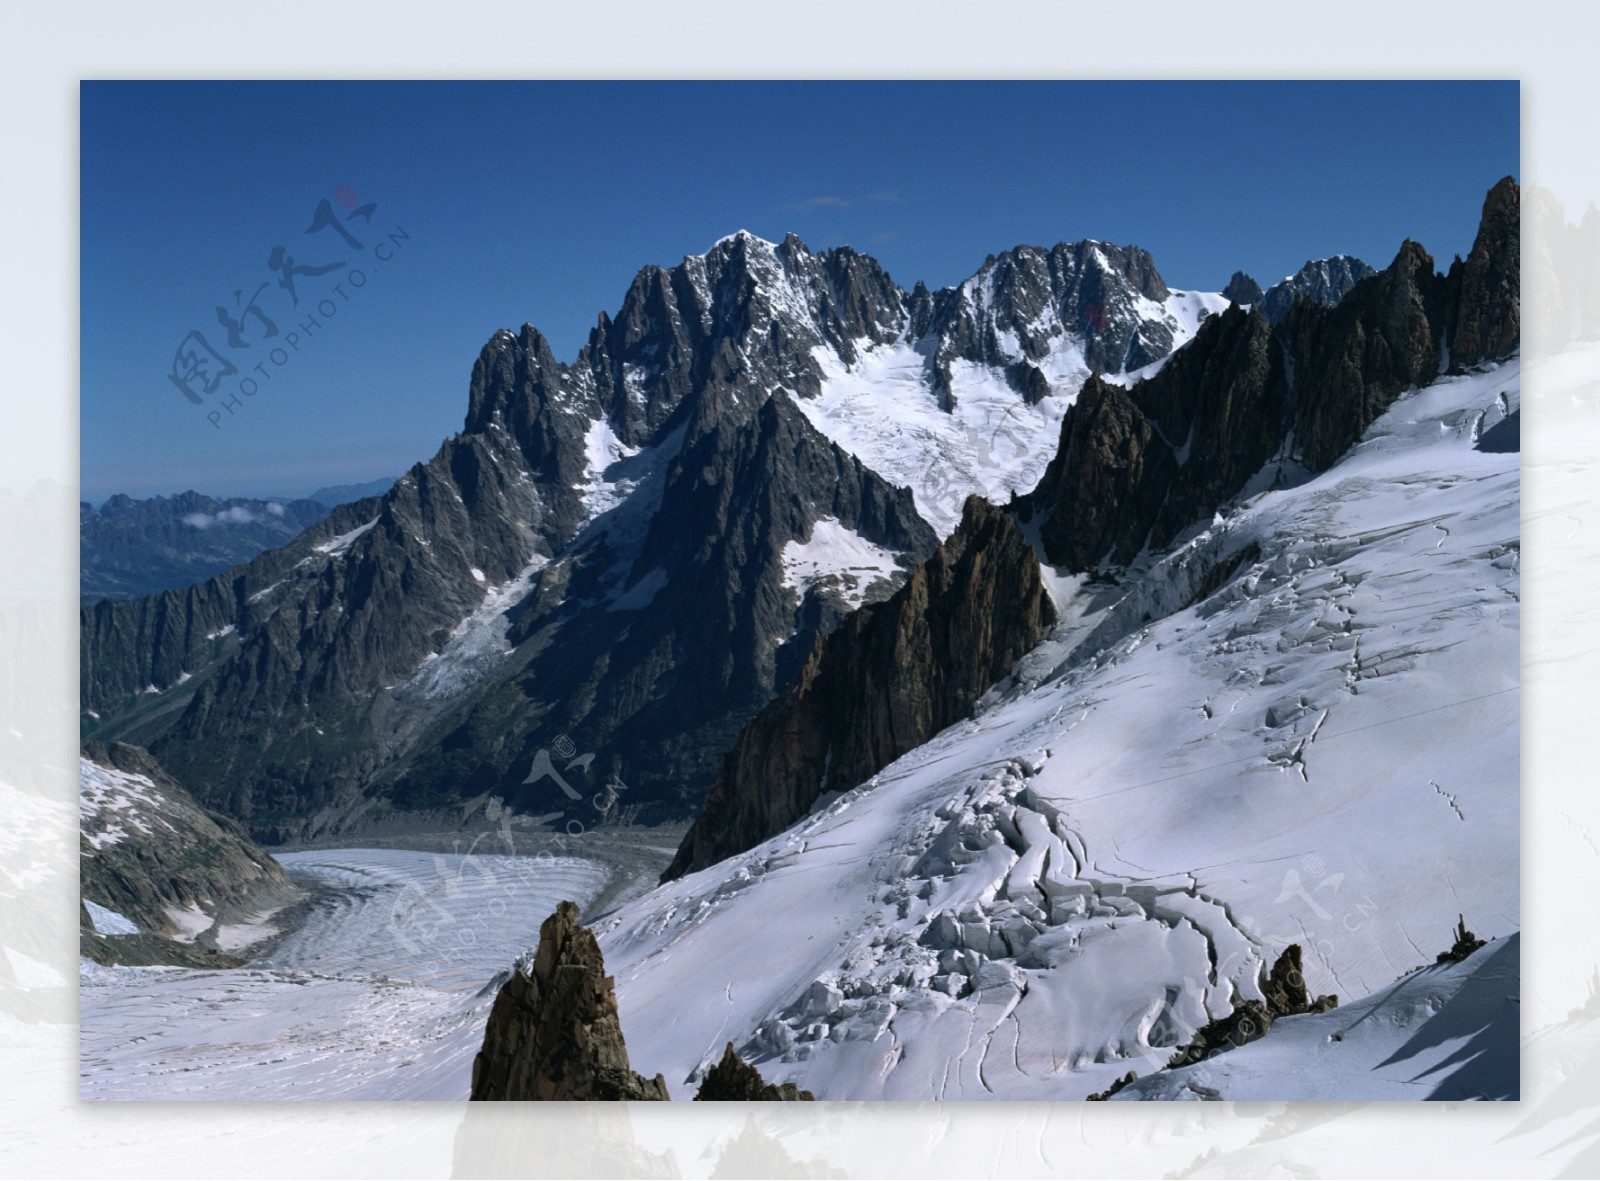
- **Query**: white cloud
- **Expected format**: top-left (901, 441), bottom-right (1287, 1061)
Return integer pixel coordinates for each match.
top-left (183, 504), bottom-right (273, 529)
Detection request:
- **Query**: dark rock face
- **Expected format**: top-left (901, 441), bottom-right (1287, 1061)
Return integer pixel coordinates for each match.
top-left (79, 740), bottom-right (298, 966)
top-left (1449, 177), bottom-right (1521, 367)
top-left (1024, 374), bottom-right (1181, 571)
top-left (386, 387), bottom-right (936, 827)
top-left (1286, 239), bottom-right (1452, 471)
top-left (1023, 180), bottom-right (1519, 573)
top-left (80, 492), bottom-right (331, 604)
top-left (1024, 305), bottom-right (1282, 568)
top-left (665, 497), bottom-right (1055, 880)
top-left (693, 1043), bottom-right (814, 1101)
top-left (471, 901), bottom-right (670, 1101)
top-left (1222, 271), bottom-right (1264, 305)
top-left (1257, 255), bottom-right (1377, 325)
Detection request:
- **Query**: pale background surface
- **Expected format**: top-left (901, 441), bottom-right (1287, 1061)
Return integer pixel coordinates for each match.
top-left (3, 2), bottom-right (1593, 1176)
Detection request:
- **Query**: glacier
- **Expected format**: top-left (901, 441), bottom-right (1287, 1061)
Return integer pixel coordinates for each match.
top-left (79, 848), bottom-right (610, 1100)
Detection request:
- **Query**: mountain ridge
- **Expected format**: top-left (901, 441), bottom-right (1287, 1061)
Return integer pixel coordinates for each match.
top-left (80, 203), bottom-right (1434, 838)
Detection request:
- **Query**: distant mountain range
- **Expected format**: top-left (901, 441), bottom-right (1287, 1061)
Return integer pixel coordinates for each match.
top-left (1222, 254), bottom-right (1377, 324)
top-left (80, 480), bottom-right (395, 603)
top-left (300, 478), bottom-right (397, 507)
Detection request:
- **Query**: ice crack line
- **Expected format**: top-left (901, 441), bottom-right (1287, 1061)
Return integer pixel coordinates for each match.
top-left (1430, 780), bottom-right (1465, 821)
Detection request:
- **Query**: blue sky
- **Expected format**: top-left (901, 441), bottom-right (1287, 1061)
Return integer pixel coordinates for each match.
top-left (80, 81), bottom-right (1518, 502)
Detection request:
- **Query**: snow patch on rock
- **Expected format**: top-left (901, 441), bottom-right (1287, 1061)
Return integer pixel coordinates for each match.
top-left (781, 517), bottom-right (906, 611)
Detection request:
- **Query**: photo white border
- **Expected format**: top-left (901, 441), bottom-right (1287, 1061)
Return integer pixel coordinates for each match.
top-left (4, 3), bottom-right (1593, 1176)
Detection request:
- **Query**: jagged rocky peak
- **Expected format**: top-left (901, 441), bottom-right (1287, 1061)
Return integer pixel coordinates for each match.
top-left (694, 1043), bottom-right (815, 1101)
top-left (1450, 175), bottom-right (1520, 367)
top-left (471, 901), bottom-right (671, 1101)
top-left (1022, 302), bottom-right (1282, 570)
top-left (665, 495), bottom-right (1055, 879)
top-left (1022, 177), bottom-right (1518, 575)
top-left (1021, 372), bottom-right (1178, 572)
top-left (1285, 236), bottom-right (1453, 471)
top-left (1257, 254), bottom-right (1377, 325)
top-left (918, 238), bottom-right (1181, 402)
top-left (467, 230), bottom-right (908, 459)
top-left (1222, 270), bottom-right (1264, 305)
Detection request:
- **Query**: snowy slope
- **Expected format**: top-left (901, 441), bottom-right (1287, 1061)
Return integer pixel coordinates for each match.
top-left (1110, 933), bottom-right (1519, 1101)
top-left (598, 359), bottom-right (1519, 1100)
top-left (781, 517), bottom-right (909, 611)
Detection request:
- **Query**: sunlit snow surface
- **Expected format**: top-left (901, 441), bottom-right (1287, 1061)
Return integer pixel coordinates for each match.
top-left (781, 517), bottom-right (907, 610)
top-left (1113, 932), bottom-right (1519, 1101)
top-left (795, 291), bottom-right (1229, 536)
top-left (79, 849), bottom-right (608, 1100)
top-left (599, 360), bottom-right (1520, 1100)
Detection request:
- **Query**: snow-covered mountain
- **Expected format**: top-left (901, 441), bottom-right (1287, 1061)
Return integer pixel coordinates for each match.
top-left (1256, 255), bottom-right (1377, 324)
top-left (794, 241), bottom-right (1229, 533)
top-left (598, 355), bottom-right (1520, 1100)
top-left (81, 227), bottom-right (1220, 834)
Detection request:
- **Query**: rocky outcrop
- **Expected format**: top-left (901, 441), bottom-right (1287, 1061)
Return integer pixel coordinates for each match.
top-left (79, 740), bottom-right (299, 966)
top-left (1437, 915), bottom-right (1488, 963)
top-left (1023, 374), bottom-right (1180, 570)
top-left (1022, 179), bottom-right (1519, 572)
top-left (1449, 176), bottom-right (1521, 367)
top-left (1222, 271), bottom-right (1264, 306)
top-left (1260, 943), bottom-right (1339, 1017)
top-left (665, 497), bottom-right (1055, 879)
top-left (1023, 303), bottom-right (1282, 568)
top-left (1166, 945), bottom-right (1336, 1069)
top-left (471, 901), bottom-right (670, 1101)
top-left (693, 1043), bottom-right (814, 1101)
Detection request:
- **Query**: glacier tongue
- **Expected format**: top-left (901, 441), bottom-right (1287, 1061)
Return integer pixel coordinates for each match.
top-left (599, 359), bottom-right (1519, 1100)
